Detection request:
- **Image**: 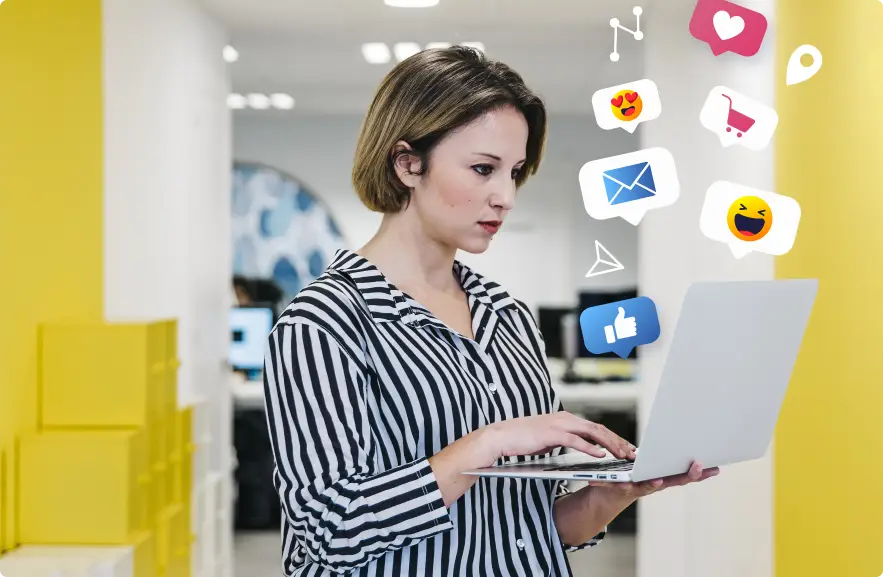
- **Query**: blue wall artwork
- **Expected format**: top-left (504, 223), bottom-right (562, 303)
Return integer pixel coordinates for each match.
top-left (232, 161), bottom-right (347, 304)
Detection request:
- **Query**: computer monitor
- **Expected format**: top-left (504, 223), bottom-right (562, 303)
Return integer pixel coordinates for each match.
top-left (577, 289), bottom-right (639, 359)
top-left (537, 306), bottom-right (575, 359)
top-left (229, 307), bottom-right (274, 372)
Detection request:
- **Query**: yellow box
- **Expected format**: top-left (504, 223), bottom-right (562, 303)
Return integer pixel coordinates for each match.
top-left (172, 408), bottom-right (194, 504)
top-left (152, 457), bottom-right (169, 522)
top-left (132, 530), bottom-right (157, 577)
top-left (19, 429), bottom-right (150, 544)
top-left (40, 321), bottom-right (169, 428)
top-left (0, 449), bottom-right (6, 553)
top-left (165, 320), bottom-right (179, 419)
top-left (156, 504), bottom-right (189, 577)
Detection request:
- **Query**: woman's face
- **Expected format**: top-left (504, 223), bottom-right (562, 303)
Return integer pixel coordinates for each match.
top-left (397, 105), bottom-right (529, 254)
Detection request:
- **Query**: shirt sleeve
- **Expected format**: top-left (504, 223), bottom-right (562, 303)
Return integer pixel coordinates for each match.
top-left (553, 479), bottom-right (607, 552)
top-left (263, 321), bottom-right (455, 574)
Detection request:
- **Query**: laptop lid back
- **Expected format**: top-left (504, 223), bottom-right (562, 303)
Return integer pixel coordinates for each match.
top-left (631, 279), bottom-right (818, 482)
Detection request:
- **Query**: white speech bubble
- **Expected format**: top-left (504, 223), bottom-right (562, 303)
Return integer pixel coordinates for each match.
top-left (592, 79), bottom-right (662, 134)
top-left (579, 147), bottom-right (680, 226)
top-left (699, 86), bottom-right (779, 151)
top-left (699, 181), bottom-right (801, 258)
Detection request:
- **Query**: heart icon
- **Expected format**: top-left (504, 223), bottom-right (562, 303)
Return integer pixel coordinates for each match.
top-left (625, 92), bottom-right (638, 103)
top-left (611, 96), bottom-right (624, 107)
top-left (713, 10), bottom-right (745, 41)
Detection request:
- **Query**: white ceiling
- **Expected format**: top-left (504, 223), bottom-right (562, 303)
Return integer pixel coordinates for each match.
top-left (200, 0), bottom-right (650, 114)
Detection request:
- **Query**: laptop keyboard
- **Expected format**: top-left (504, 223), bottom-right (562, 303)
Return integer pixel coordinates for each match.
top-left (544, 459), bottom-right (635, 472)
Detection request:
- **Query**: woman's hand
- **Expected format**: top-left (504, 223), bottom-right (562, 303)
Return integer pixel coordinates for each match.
top-left (589, 461), bottom-right (720, 503)
top-left (553, 462), bottom-right (720, 546)
top-left (476, 411), bottom-right (636, 468)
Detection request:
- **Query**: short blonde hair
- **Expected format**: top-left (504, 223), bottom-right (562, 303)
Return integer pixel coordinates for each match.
top-left (352, 46), bottom-right (547, 213)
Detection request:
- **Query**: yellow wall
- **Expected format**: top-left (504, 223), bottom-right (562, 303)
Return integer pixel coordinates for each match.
top-left (775, 0), bottom-right (883, 575)
top-left (0, 0), bottom-right (104, 550)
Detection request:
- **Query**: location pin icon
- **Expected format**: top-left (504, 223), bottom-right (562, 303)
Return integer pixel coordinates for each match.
top-left (786, 45), bottom-right (823, 86)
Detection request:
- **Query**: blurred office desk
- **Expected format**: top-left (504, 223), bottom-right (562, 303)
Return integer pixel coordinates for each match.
top-left (232, 379), bottom-right (639, 412)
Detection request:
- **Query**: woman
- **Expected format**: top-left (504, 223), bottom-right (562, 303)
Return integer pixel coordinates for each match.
top-left (263, 46), bottom-right (718, 577)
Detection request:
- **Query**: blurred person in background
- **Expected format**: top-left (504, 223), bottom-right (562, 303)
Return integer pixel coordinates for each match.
top-left (233, 275), bottom-right (254, 306)
top-left (262, 46), bottom-right (718, 576)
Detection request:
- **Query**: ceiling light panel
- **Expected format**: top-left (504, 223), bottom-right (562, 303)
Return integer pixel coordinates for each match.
top-left (393, 42), bottom-right (421, 62)
top-left (362, 42), bottom-right (392, 64)
top-left (384, 0), bottom-right (440, 7)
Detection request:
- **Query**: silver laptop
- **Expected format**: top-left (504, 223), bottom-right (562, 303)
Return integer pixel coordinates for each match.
top-left (464, 279), bottom-right (818, 483)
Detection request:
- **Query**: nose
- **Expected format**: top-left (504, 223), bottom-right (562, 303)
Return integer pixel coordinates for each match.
top-left (491, 180), bottom-right (517, 211)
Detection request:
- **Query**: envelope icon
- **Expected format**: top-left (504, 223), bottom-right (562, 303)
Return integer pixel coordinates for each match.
top-left (602, 162), bottom-right (657, 205)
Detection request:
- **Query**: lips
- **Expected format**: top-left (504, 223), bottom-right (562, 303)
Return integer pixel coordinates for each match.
top-left (621, 106), bottom-right (636, 116)
top-left (734, 213), bottom-right (765, 236)
top-left (479, 221), bottom-right (501, 234)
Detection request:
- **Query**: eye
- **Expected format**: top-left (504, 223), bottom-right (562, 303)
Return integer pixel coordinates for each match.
top-left (739, 204), bottom-right (747, 210)
top-left (758, 209), bottom-right (766, 216)
top-left (472, 164), bottom-right (493, 176)
top-left (511, 167), bottom-right (523, 179)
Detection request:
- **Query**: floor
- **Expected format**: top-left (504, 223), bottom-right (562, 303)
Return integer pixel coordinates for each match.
top-left (233, 531), bottom-right (636, 577)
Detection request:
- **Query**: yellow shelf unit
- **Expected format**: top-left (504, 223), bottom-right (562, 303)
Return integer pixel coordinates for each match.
top-left (18, 429), bottom-right (151, 544)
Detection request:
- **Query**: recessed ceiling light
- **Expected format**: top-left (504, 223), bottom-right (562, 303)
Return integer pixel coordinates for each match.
top-left (362, 42), bottom-right (392, 64)
top-left (270, 93), bottom-right (296, 110)
top-left (460, 42), bottom-right (485, 53)
top-left (425, 42), bottom-right (452, 50)
top-left (223, 45), bottom-right (239, 63)
top-left (393, 42), bottom-right (421, 62)
top-left (384, 0), bottom-right (439, 6)
top-left (247, 93), bottom-right (271, 110)
top-left (227, 94), bottom-right (247, 109)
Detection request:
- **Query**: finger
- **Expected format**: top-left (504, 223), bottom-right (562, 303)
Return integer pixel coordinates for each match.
top-left (575, 421), bottom-right (635, 459)
top-left (558, 432), bottom-right (607, 458)
top-left (698, 467), bottom-right (720, 481)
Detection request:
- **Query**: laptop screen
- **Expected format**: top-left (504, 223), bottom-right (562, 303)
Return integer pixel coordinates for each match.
top-left (229, 307), bottom-right (274, 371)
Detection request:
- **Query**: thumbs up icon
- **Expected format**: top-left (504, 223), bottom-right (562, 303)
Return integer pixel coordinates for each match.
top-left (604, 306), bottom-right (638, 344)
top-left (580, 296), bottom-right (659, 359)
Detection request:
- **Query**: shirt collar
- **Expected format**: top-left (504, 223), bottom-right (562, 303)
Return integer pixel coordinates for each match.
top-left (328, 248), bottom-right (518, 326)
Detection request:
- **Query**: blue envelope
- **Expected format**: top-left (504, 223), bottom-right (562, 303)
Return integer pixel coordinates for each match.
top-left (602, 162), bottom-right (657, 205)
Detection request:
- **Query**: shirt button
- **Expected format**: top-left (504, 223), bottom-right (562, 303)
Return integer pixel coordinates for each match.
top-left (516, 538), bottom-right (525, 550)
top-left (488, 382), bottom-right (498, 392)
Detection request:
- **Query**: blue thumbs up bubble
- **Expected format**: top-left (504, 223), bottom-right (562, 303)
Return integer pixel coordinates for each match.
top-left (579, 296), bottom-right (660, 359)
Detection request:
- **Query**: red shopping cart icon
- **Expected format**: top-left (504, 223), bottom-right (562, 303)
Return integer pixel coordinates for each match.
top-left (722, 94), bottom-right (755, 138)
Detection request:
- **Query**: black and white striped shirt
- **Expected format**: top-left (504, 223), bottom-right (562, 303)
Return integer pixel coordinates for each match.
top-left (263, 249), bottom-right (605, 577)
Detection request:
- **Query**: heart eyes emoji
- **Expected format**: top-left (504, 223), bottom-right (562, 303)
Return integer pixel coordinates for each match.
top-left (608, 89), bottom-right (644, 122)
top-left (610, 92), bottom-right (639, 107)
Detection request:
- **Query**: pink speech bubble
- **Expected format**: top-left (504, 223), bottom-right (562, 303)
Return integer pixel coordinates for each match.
top-left (689, 0), bottom-right (768, 57)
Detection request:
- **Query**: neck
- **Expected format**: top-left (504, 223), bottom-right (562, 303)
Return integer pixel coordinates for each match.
top-left (357, 211), bottom-right (459, 293)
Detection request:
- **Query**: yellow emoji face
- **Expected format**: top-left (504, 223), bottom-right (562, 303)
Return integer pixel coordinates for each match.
top-left (610, 90), bottom-right (643, 122)
top-left (727, 196), bottom-right (773, 242)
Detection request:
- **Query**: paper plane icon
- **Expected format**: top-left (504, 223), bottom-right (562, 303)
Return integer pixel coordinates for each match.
top-left (586, 240), bottom-right (624, 278)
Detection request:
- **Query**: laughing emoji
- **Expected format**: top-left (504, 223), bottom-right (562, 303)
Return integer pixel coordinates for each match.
top-left (610, 90), bottom-right (643, 122)
top-left (727, 196), bottom-right (773, 242)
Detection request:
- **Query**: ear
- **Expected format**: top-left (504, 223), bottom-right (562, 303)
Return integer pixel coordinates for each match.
top-left (391, 141), bottom-right (423, 189)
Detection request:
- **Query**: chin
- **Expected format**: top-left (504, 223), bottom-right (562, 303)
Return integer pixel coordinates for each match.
top-left (457, 236), bottom-right (493, 255)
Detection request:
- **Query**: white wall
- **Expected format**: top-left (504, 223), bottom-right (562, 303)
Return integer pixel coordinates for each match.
top-left (103, 0), bottom-right (232, 407)
top-left (232, 113), bottom-right (639, 314)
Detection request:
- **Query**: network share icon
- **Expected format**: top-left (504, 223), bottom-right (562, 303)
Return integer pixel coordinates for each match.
top-left (610, 6), bottom-right (644, 62)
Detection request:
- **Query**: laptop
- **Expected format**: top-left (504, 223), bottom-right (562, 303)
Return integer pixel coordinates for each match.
top-left (464, 279), bottom-right (818, 483)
